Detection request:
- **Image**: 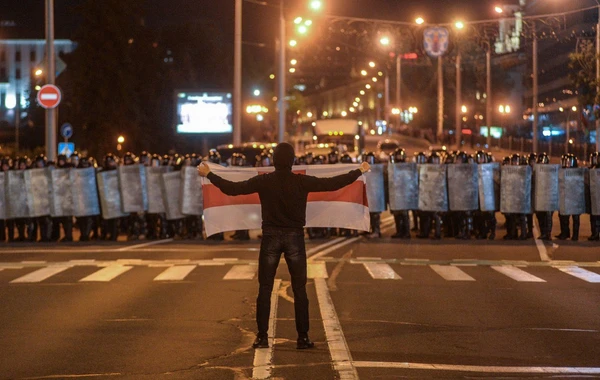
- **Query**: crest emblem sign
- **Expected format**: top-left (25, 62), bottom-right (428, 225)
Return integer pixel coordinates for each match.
top-left (423, 27), bottom-right (450, 58)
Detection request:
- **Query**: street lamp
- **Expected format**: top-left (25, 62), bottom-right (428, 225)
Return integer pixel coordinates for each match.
top-left (309, 0), bottom-right (322, 11)
top-left (415, 17), bottom-right (425, 25)
top-left (454, 21), bottom-right (465, 147)
top-left (494, 6), bottom-right (503, 14)
top-left (253, 89), bottom-right (261, 96)
top-left (117, 135), bottom-right (125, 152)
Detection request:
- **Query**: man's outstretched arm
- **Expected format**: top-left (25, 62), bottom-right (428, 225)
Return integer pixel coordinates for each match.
top-left (198, 163), bottom-right (262, 196)
top-left (301, 162), bottom-right (370, 193)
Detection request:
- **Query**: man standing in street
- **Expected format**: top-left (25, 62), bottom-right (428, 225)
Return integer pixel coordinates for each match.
top-left (197, 142), bottom-right (370, 349)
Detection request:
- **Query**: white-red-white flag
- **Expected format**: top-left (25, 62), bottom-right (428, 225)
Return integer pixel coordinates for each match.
top-left (200, 163), bottom-right (370, 236)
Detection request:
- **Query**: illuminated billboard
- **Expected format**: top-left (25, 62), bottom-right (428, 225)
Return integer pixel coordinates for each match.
top-left (176, 91), bottom-right (233, 134)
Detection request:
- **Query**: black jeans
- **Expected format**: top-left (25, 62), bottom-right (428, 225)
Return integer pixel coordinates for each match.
top-left (257, 228), bottom-right (308, 336)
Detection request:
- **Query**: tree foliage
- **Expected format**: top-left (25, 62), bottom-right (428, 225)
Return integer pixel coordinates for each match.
top-left (568, 38), bottom-right (598, 113)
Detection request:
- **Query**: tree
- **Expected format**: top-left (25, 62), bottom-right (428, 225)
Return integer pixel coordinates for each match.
top-left (569, 38), bottom-right (598, 117)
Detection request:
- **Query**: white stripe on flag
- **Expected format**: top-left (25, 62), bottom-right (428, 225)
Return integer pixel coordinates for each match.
top-left (203, 204), bottom-right (262, 237)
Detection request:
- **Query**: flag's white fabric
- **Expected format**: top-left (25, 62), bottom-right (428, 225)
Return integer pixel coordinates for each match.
top-left (200, 163), bottom-right (370, 236)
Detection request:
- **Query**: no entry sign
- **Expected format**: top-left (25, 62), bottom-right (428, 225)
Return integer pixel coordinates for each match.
top-left (37, 84), bottom-right (62, 109)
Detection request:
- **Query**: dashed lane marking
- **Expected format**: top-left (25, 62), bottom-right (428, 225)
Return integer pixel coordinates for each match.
top-left (153, 265), bottom-right (197, 281)
top-left (362, 263), bottom-right (401, 280)
top-left (491, 265), bottom-right (546, 282)
top-left (10, 265), bottom-right (71, 283)
top-left (557, 266), bottom-right (600, 283)
top-left (308, 237), bottom-right (362, 262)
top-left (223, 265), bottom-right (257, 280)
top-left (79, 266), bottom-right (133, 282)
top-left (308, 262), bottom-right (329, 278)
top-left (252, 279), bottom-right (281, 380)
top-left (429, 265), bottom-right (475, 281)
top-left (115, 238), bottom-right (173, 252)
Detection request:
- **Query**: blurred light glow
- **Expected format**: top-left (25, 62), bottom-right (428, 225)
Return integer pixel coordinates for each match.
top-left (289, 67), bottom-right (296, 73)
top-left (416, 17), bottom-right (425, 25)
top-left (461, 105), bottom-right (467, 113)
top-left (294, 17), bottom-right (303, 24)
top-left (253, 89), bottom-right (261, 96)
top-left (289, 40), bottom-right (297, 47)
top-left (455, 21), bottom-right (464, 29)
top-left (290, 59), bottom-right (297, 65)
top-left (117, 136), bottom-right (125, 144)
top-left (494, 6), bottom-right (503, 13)
top-left (379, 36), bottom-right (391, 46)
top-left (341, 111), bottom-right (348, 117)
top-left (369, 61), bottom-right (376, 68)
top-left (307, 112), bottom-right (313, 118)
top-left (269, 74), bottom-right (275, 79)
top-left (309, 0), bottom-right (322, 11)
top-left (5, 94), bottom-right (16, 109)
top-left (361, 70), bottom-right (368, 76)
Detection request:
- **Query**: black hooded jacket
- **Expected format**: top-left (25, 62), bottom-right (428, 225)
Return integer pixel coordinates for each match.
top-left (206, 144), bottom-right (361, 230)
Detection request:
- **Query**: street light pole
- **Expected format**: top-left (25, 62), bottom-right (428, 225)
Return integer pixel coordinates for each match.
top-left (45, 0), bottom-right (57, 161)
top-left (486, 47), bottom-right (492, 148)
top-left (532, 24), bottom-right (539, 153)
top-left (455, 52), bottom-right (462, 148)
top-left (277, 0), bottom-right (286, 143)
top-left (233, 0), bottom-right (242, 146)
top-left (596, 5), bottom-right (600, 151)
top-left (395, 54), bottom-right (401, 128)
top-left (437, 56), bottom-right (444, 142)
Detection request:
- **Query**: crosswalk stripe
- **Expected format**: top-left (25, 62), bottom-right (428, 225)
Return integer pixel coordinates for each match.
top-left (557, 266), bottom-right (600, 283)
top-left (430, 265), bottom-right (475, 281)
top-left (153, 265), bottom-right (196, 281)
top-left (308, 262), bottom-right (329, 278)
top-left (492, 266), bottom-right (546, 282)
top-left (10, 266), bottom-right (71, 283)
top-left (79, 266), bottom-right (133, 282)
top-left (223, 265), bottom-right (257, 280)
top-left (363, 263), bottom-right (401, 280)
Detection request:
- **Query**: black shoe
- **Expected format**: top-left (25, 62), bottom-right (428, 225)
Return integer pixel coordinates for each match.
top-left (252, 334), bottom-right (269, 349)
top-left (296, 336), bottom-right (315, 349)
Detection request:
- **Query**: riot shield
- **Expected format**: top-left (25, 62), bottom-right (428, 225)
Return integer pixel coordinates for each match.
top-left (363, 163), bottom-right (386, 213)
top-left (448, 164), bottom-right (478, 211)
top-left (160, 171), bottom-right (184, 220)
top-left (97, 171), bottom-right (128, 220)
top-left (145, 166), bottom-right (171, 214)
top-left (0, 173), bottom-right (6, 220)
top-left (559, 168), bottom-right (587, 215)
top-left (500, 165), bottom-right (532, 214)
top-left (118, 164), bottom-right (148, 213)
top-left (181, 166), bottom-right (203, 216)
top-left (590, 168), bottom-right (600, 215)
top-left (387, 162), bottom-right (419, 211)
top-left (6, 170), bottom-right (29, 218)
top-left (478, 163), bottom-right (500, 212)
top-left (418, 164), bottom-right (448, 212)
top-left (533, 164), bottom-right (559, 212)
top-left (24, 168), bottom-right (51, 217)
top-left (70, 168), bottom-right (101, 217)
top-left (49, 168), bottom-right (74, 217)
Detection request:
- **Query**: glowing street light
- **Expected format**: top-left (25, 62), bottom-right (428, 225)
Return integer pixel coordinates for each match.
top-left (361, 70), bottom-right (368, 76)
top-left (494, 6), bottom-right (503, 14)
top-left (117, 135), bottom-right (125, 144)
top-left (461, 105), bottom-right (467, 113)
top-left (289, 40), bottom-right (297, 47)
top-left (379, 36), bottom-right (391, 46)
top-left (34, 69), bottom-right (43, 77)
top-left (365, 84), bottom-right (372, 89)
top-left (369, 61), bottom-right (376, 68)
top-left (415, 17), bottom-right (425, 25)
top-left (294, 17), bottom-right (303, 24)
top-left (253, 89), bottom-right (261, 96)
top-left (455, 21), bottom-right (464, 29)
top-left (309, 0), bottom-right (322, 11)
top-left (298, 25), bottom-right (308, 34)
top-left (290, 59), bottom-right (297, 65)
top-left (341, 111), bottom-right (348, 117)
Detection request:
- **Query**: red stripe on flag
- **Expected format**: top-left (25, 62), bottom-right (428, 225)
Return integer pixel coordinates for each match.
top-left (203, 181), bottom-right (367, 209)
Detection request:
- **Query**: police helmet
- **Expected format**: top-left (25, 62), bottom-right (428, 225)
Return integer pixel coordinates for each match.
top-left (509, 154), bottom-right (521, 166)
top-left (231, 153), bottom-right (247, 167)
top-left (414, 152), bottom-right (428, 164)
top-left (361, 152), bottom-right (377, 165)
top-left (537, 152), bottom-right (550, 164)
top-left (313, 155), bottom-right (326, 165)
top-left (527, 153), bottom-right (537, 167)
top-left (475, 150), bottom-right (487, 165)
top-left (69, 151), bottom-right (80, 167)
top-left (296, 155), bottom-right (307, 165)
top-left (57, 154), bottom-right (68, 168)
top-left (340, 153), bottom-right (353, 164)
top-left (35, 154), bottom-right (47, 168)
top-left (190, 153), bottom-right (201, 167)
top-left (328, 150), bottom-right (340, 164)
top-left (208, 150), bottom-right (221, 164)
top-left (151, 154), bottom-right (162, 167)
top-left (589, 152), bottom-right (599, 168)
top-left (454, 151), bottom-right (468, 164)
top-left (565, 154), bottom-right (578, 168)
top-left (123, 152), bottom-right (135, 165)
top-left (428, 151), bottom-right (441, 164)
top-left (104, 153), bottom-right (117, 169)
top-left (390, 148), bottom-right (406, 163)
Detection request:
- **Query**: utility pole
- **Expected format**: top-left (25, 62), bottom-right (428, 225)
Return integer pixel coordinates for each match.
top-left (277, 0), bottom-right (286, 143)
top-left (437, 56), bottom-right (444, 142)
top-left (233, 0), bottom-right (242, 146)
top-left (455, 52), bottom-right (462, 148)
top-left (596, 5), bottom-right (600, 151)
top-left (396, 54), bottom-right (401, 128)
top-left (532, 24), bottom-right (538, 153)
top-left (486, 47), bottom-right (492, 148)
top-left (45, 0), bottom-right (57, 161)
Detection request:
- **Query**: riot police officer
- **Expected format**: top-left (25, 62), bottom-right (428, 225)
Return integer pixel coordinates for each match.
top-left (556, 154), bottom-right (581, 241)
top-left (121, 152), bottom-right (144, 240)
top-left (589, 152), bottom-right (600, 241)
top-left (526, 153), bottom-right (537, 239)
top-left (328, 150), bottom-right (339, 165)
top-left (31, 154), bottom-right (53, 242)
top-left (139, 151), bottom-right (151, 167)
top-left (417, 152), bottom-right (443, 239)
top-left (389, 148), bottom-right (411, 239)
top-left (502, 154), bottom-right (528, 240)
top-left (1, 157), bottom-right (13, 242)
top-left (535, 153), bottom-right (554, 240)
top-left (474, 150), bottom-right (497, 240)
top-left (340, 153), bottom-right (353, 164)
top-left (453, 151), bottom-right (474, 240)
top-left (413, 152), bottom-right (428, 234)
top-left (338, 153), bottom-right (359, 237)
top-left (100, 154), bottom-right (120, 241)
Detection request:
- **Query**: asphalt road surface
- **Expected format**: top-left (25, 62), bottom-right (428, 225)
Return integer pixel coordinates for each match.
top-left (1, 215), bottom-right (599, 379)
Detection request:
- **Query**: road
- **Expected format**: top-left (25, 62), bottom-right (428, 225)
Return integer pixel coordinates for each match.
top-left (0, 215), bottom-right (599, 379)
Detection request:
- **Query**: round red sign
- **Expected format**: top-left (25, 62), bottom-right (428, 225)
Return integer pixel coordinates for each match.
top-left (37, 84), bottom-right (62, 109)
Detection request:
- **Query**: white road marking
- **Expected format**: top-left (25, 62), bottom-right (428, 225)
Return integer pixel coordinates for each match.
top-left (21, 373), bottom-right (122, 379)
top-left (308, 237), bottom-right (361, 261)
top-left (10, 265), bottom-right (71, 283)
top-left (116, 239), bottom-right (173, 252)
top-left (492, 265), bottom-right (546, 282)
top-left (308, 262), bottom-right (329, 278)
top-left (252, 279), bottom-right (281, 380)
top-left (532, 218), bottom-right (551, 261)
top-left (430, 265), bottom-right (475, 281)
top-left (79, 266), bottom-right (133, 282)
top-left (153, 265), bottom-right (196, 281)
top-left (305, 237), bottom-right (346, 256)
top-left (363, 263), bottom-right (401, 280)
top-left (352, 361), bottom-right (600, 374)
top-left (315, 277), bottom-right (358, 380)
top-left (223, 265), bottom-right (257, 280)
top-left (557, 266), bottom-right (600, 283)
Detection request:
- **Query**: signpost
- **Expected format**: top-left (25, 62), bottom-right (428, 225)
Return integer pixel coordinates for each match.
top-left (37, 84), bottom-right (61, 109)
